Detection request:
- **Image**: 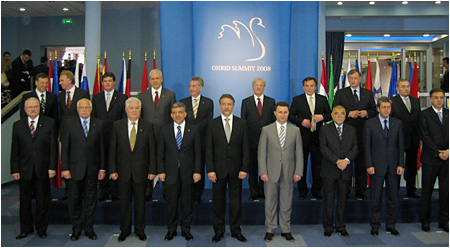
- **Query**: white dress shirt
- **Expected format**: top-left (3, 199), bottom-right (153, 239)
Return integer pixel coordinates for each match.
top-left (173, 121), bottom-right (186, 139)
top-left (221, 114), bottom-right (233, 133)
top-left (127, 119), bottom-right (139, 139)
top-left (151, 87), bottom-right (162, 102)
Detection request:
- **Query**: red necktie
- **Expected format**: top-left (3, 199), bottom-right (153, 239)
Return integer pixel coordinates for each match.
top-left (257, 98), bottom-right (262, 116)
top-left (154, 91), bottom-right (159, 108)
top-left (67, 91), bottom-right (72, 109)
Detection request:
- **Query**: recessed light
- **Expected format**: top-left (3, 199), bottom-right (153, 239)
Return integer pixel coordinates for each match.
top-left (19, 8), bottom-right (26, 11)
top-left (384, 34), bottom-right (390, 37)
top-left (337, 2), bottom-right (343, 5)
top-left (435, 1), bottom-right (441, 4)
top-left (423, 34), bottom-right (430, 37)
top-left (345, 34), bottom-right (352, 37)
top-left (402, 1), bottom-right (408, 4)
top-left (63, 8), bottom-right (69, 11)
top-left (369, 1), bottom-right (376, 5)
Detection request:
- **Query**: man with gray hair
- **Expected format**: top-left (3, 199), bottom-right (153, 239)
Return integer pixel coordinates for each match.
top-left (139, 69), bottom-right (176, 200)
top-left (109, 97), bottom-right (157, 242)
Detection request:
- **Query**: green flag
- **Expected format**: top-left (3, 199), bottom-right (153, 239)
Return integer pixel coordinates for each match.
top-left (328, 60), bottom-right (334, 108)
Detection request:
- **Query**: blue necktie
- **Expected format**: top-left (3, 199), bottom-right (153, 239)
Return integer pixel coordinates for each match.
top-left (438, 111), bottom-right (443, 123)
top-left (83, 120), bottom-right (88, 137)
top-left (176, 126), bottom-right (182, 149)
top-left (384, 119), bottom-right (389, 136)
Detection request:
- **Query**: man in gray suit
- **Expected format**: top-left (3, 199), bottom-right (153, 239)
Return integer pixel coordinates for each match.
top-left (258, 102), bottom-right (303, 242)
top-left (138, 69), bottom-right (176, 200)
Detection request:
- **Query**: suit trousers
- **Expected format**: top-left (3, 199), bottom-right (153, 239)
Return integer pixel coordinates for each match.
top-left (249, 147), bottom-right (264, 198)
top-left (67, 177), bottom-right (98, 233)
top-left (165, 170), bottom-right (194, 233)
top-left (212, 175), bottom-right (243, 235)
top-left (354, 147), bottom-right (367, 195)
top-left (193, 146), bottom-right (206, 201)
top-left (264, 168), bottom-right (294, 233)
top-left (297, 140), bottom-right (322, 196)
top-left (322, 176), bottom-right (349, 232)
top-left (99, 175), bottom-right (118, 198)
top-left (118, 179), bottom-right (147, 235)
top-left (369, 173), bottom-right (399, 229)
top-left (403, 146), bottom-right (418, 193)
top-left (420, 162), bottom-right (449, 225)
top-left (19, 175), bottom-right (50, 234)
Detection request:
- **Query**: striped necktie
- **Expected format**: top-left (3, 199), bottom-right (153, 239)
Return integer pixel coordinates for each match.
top-left (176, 126), bottom-right (182, 149)
top-left (279, 125), bottom-right (285, 149)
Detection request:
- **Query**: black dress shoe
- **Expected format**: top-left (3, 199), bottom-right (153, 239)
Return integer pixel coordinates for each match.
top-left (422, 223), bottom-right (431, 232)
top-left (164, 231), bottom-right (176, 241)
top-left (118, 233), bottom-right (128, 242)
top-left (212, 233), bottom-right (223, 243)
top-left (337, 229), bottom-right (349, 237)
top-left (386, 227), bottom-right (400, 236)
top-left (298, 194), bottom-right (306, 200)
top-left (59, 193), bottom-right (68, 201)
top-left (16, 231), bottom-right (33, 239)
top-left (312, 192), bottom-right (323, 199)
top-left (257, 194), bottom-right (265, 199)
top-left (85, 231), bottom-right (98, 240)
top-left (145, 194), bottom-right (152, 201)
top-left (70, 231), bottom-right (81, 241)
top-left (136, 232), bottom-right (147, 241)
top-left (98, 195), bottom-right (109, 202)
top-left (370, 228), bottom-right (379, 236)
top-left (407, 191), bottom-right (421, 198)
top-left (38, 232), bottom-right (47, 239)
top-left (194, 198), bottom-right (202, 203)
top-left (281, 232), bottom-right (295, 241)
top-left (264, 232), bottom-right (274, 241)
top-left (111, 196), bottom-right (119, 201)
top-left (231, 233), bottom-right (247, 242)
top-left (249, 196), bottom-right (258, 201)
top-left (324, 230), bottom-right (332, 237)
top-left (438, 223), bottom-right (449, 232)
top-left (356, 194), bottom-right (367, 200)
top-left (182, 231), bottom-right (193, 241)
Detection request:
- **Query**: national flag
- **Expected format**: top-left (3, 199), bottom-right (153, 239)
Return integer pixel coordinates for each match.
top-left (52, 55), bottom-right (59, 97)
top-left (411, 61), bottom-right (419, 98)
top-left (93, 57), bottom-right (101, 95)
top-left (48, 56), bottom-right (53, 91)
top-left (141, 53), bottom-right (149, 92)
top-left (103, 53), bottom-right (108, 75)
top-left (328, 59), bottom-right (335, 108)
top-left (344, 57), bottom-right (351, 88)
top-left (365, 59), bottom-right (373, 92)
top-left (51, 54), bottom-right (62, 188)
top-left (374, 58), bottom-right (382, 99)
top-left (74, 56), bottom-right (80, 88)
top-left (318, 57), bottom-right (328, 98)
top-left (80, 62), bottom-right (89, 92)
top-left (409, 61), bottom-right (413, 85)
top-left (153, 50), bottom-right (157, 69)
top-left (388, 59), bottom-right (398, 98)
top-left (118, 55), bottom-right (127, 94)
top-left (125, 53), bottom-right (131, 97)
top-left (356, 58), bottom-right (361, 87)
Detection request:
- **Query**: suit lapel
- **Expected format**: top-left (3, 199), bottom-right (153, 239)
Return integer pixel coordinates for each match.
top-left (98, 91), bottom-right (107, 112)
top-left (218, 117), bottom-right (228, 143)
top-left (375, 118), bottom-right (388, 139)
top-left (249, 97), bottom-right (259, 116)
top-left (347, 87), bottom-right (359, 109)
top-left (302, 95), bottom-right (312, 115)
top-left (180, 124), bottom-right (191, 149)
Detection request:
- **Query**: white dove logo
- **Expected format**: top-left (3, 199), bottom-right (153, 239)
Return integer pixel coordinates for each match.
top-left (218, 17), bottom-right (266, 62)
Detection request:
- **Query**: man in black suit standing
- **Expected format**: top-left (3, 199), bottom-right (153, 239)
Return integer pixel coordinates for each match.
top-left (61, 98), bottom-right (105, 241)
top-left (333, 69), bottom-right (377, 200)
top-left (419, 88), bottom-right (449, 232)
top-left (11, 49), bottom-right (34, 98)
top-left (11, 97), bottom-right (57, 239)
top-left (92, 72), bottom-right (128, 202)
top-left (289, 77), bottom-right (331, 199)
top-left (180, 76), bottom-right (213, 203)
top-left (109, 97), bottom-right (157, 242)
top-left (20, 73), bottom-right (58, 121)
top-left (320, 105), bottom-right (358, 237)
top-left (241, 77), bottom-right (275, 201)
top-left (34, 56), bottom-right (49, 77)
top-left (364, 96), bottom-right (404, 236)
top-left (157, 102), bottom-right (201, 242)
top-left (206, 94), bottom-right (249, 243)
top-left (441, 57), bottom-right (448, 93)
top-left (390, 79), bottom-right (421, 198)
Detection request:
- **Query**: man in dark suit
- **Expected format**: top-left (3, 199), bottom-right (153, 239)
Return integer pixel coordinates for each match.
top-left (11, 49), bottom-right (34, 98)
top-left (320, 105), bottom-right (358, 237)
top-left (419, 88), bottom-right (449, 232)
top-left (20, 73), bottom-right (58, 121)
top-left (180, 76), bottom-right (213, 203)
top-left (441, 57), bottom-right (448, 93)
top-left (289, 77), bottom-right (331, 199)
top-left (11, 97), bottom-right (57, 239)
top-left (61, 98), bottom-right (105, 241)
top-left (157, 102), bottom-right (201, 242)
top-left (364, 96), bottom-right (404, 236)
top-left (241, 77), bottom-right (275, 201)
top-left (390, 79), bottom-right (421, 198)
top-left (333, 69), bottom-right (377, 200)
top-left (33, 56), bottom-right (49, 77)
top-left (138, 69), bottom-right (176, 200)
top-left (92, 72), bottom-right (128, 202)
top-left (206, 94), bottom-right (249, 243)
top-left (109, 97), bottom-right (157, 242)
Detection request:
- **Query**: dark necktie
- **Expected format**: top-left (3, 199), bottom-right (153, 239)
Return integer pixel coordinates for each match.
top-left (83, 120), bottom-right (89, 137)
top-left (154, 91), bottom-right (159, 108)
top-left (353, 89), bottom-right (359, 104)
top-left (257, 97), bottom-right (262, 116)
top-left (337, 126), bottom-right (342, 140)
top-left (40, 93), bottom-right (46, 113)
top-left (30, 120), bottom-right (35, 137)
top-left (176, 126), bottom-right (182, 149)
top-left (384, 119), bottom-right (389, 136)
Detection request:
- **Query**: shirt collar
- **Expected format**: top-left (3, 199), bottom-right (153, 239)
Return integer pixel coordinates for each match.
top-left (334, 122), bottom-right (343, 128)
top-left (151, 87), bottom-right (162, 94)
top-left (192, 95), bottom-right (201, 101)
top-left (276, 121), bottom-right (287, 130)
top-left (254, 94), bottom-right (264, 102)
top-left (128, 119), bottom-right (139, 126)
top-left (67, 85), bottom-right (75, 93)
top-left (28, 115), bottom-right (39, 125)
top-left (80, 116), bottom-right (91, 123)
top-left (174, 121), bottom-right (186, 129)
top-left (35, 89), bottom-right (45, 97)
top-left (221, 114), bottom-right (233, 122)
top-left (105, 89), bottom-right (114, 97)
top-left (378, 114), bottom-right (390, 124)
top-left (432, 106), bottom-right (443, 113)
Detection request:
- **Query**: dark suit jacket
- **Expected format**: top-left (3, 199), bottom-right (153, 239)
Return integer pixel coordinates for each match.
top-left (34, 64), bottom-right (49, 75)
top-left (289, 93), bottom-right (331, 145)
top-left (333, 87), bottom-right (377, 141)
top-left (20, 90), bottom-right (58, 121)
top-left (11, 116), bottom-right (57, 181)
top-left (363, 116), bottom-right (405, 176)
top-left (61, 116), bottom-right (105, 180)
top-left (319, 123), bottom-right (358, 181)
top-left (11, 56), bottom-right (34, 84)
top-left (109, 118), bottom-right (157, 183)
top-left (241, 95), bottom-right (276, 149)
top-left (92, 90), bottom-right (128, 146)
top-left (390, 95), bottom-right (420, 150)
top-left (180, 95), bottom-right (214, 144)
top-left (206, 115), bottom-right (250, 178)
top-left (138, 87), bottom-right (176, 130)
top-left (157, 122), bottom-right (201, 185)
top-left (58, 87), bottom-right (90, 122)
top-left (419, 107), bottom-right (449, 165)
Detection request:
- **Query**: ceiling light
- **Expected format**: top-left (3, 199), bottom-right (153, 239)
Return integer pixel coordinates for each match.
top-left (345, 34), bottom-right (352, 37)
top-left (383, 34), bottom-right (390, 37)
top-left (337, 2), bottom-right (343, 5)
top-left (369, 1), bottom-right (375, 5)
top-left (402, 1), bottom-right (408, 4)
top-left (19, 8), bottom-right (26, 11)
top-left (423, 34), bottom-right (430, 37)
top-left (435, 1), bottom-right (441, 4)
top-left (63, 8), bottom-right (69, 11)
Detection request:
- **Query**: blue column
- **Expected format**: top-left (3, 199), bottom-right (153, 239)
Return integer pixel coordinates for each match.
top-left (85, 1), bottom-right (101, 94)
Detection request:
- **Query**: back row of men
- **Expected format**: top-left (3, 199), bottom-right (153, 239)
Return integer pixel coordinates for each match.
top-left (12, 68), bottom-right (448, 242)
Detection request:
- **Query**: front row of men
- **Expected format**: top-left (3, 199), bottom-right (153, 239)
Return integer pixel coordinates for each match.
top-left (11, 84), bottom-right (448, 242)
